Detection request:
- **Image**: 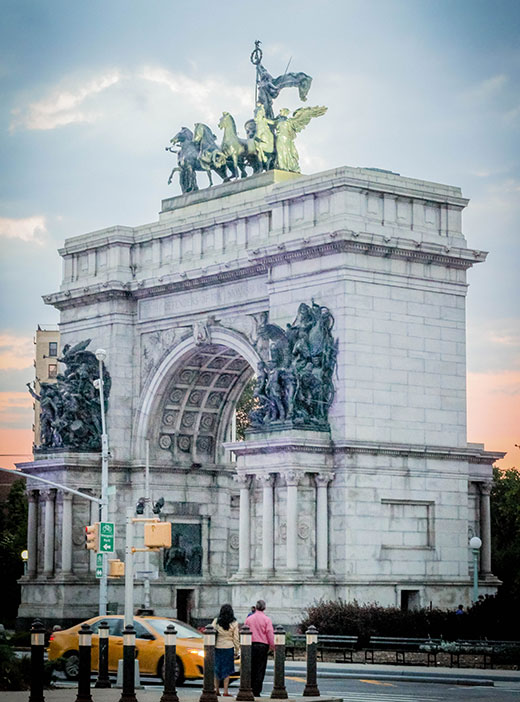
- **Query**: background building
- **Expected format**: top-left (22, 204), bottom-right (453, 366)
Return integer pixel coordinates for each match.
top-left (32, 326), bottom-right (60, 447)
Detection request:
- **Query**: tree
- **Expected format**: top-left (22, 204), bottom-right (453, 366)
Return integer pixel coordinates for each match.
top-left (0, 480), bottom-right (28, 626)
top-left (491, 466), bottom-right (520, 601)
top-left (235, 377), bottom-right (257, 440)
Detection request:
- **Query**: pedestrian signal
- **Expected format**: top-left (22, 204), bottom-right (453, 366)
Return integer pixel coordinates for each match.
top-left (85, 523), bottom-right (99, 551)
top-left (144, 522), bottom-right (172, 549)
top-left (108, 559), bottom-right (125, 577)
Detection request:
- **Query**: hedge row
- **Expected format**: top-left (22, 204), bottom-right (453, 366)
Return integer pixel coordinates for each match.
top-left (299, 595), bottom-right (517, 642)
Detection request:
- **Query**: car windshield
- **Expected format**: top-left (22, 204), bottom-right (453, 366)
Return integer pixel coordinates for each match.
top-left (147, 619), bottom-right (203, 639)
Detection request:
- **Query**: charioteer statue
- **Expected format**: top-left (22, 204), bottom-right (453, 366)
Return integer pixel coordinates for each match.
top-left (165, 40), bottom-right (327, 193)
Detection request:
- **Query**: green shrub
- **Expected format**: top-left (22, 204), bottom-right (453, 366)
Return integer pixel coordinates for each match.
top-left (299, 597), bottom-right (519, 641)
top-left (0, 645), bottom-right (61, 690)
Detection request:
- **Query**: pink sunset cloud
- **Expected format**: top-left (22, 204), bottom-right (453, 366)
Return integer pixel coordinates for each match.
top-left (467, 370), bottom-right (520, 470)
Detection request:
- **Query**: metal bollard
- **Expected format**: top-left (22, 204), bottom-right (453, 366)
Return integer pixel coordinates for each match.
top-left (236, 624), bottom-right (254, 702)
top-left (118, 624), bottom-right (138, 702)
top-left (160, 624), bottom-right (179, 702)
top-left (29, 619), bottom-right (46, 702)
top-left (95, 620), bottom-right (111, 688)
top-left (199, 625), bottom-right (218, 702)
top-left (75, 623), bottom-right (93, 702)
top-left (303, 625), bottom-right (320, 697)
top-left (270, 625), bottom-right (288, 699)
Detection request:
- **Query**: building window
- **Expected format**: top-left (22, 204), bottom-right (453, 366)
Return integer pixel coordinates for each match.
top-left (48, 342), bottom-right (58, 357)
top-left (48, 364), bottom-right (58, 379)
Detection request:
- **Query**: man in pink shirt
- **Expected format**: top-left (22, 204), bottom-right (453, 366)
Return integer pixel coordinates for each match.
top-left (247, 599), bottom-right (275, 697)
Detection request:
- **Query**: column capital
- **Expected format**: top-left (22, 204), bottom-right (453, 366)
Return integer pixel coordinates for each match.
top-left (58, 490), bottom-right (74, 504)
top-left (27, 489), bottom-right (40, 503)
top-left (479, 481), bottom-right (493, 496)
top-left (233, 473), bottom-right (251, 489)
top-left (314, 472), bottom-right (335, 487)
top-left (284, 470), bottom-right (303, 487)
top-left (40, 489), bottom-right (56, 502)
top-left (257, 473), bottom-right (275, 487)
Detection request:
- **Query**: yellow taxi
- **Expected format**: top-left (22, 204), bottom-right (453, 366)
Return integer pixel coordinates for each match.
top-left (47, 615), bottom-right (204, 684)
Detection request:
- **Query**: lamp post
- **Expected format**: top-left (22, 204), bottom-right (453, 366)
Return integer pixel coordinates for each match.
top-left (21, 549), bottom-right (28, 576)
top-left (469, 536), bottom-right (482, 603)
top-left (94, 348), bottom-right (109, 617)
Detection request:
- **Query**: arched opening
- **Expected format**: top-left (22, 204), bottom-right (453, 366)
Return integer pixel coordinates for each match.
top-left (135, 328), bottom-right (260, 466)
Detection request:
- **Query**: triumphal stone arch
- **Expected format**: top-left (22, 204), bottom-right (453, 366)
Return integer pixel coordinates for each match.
top-left (17, 166), bottom-right (502, 626)
top-left (17, 46), bottom-right (502, 626)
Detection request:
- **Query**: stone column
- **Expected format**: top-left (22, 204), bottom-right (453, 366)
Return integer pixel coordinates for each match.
top-left (259, 473), bottom-right (275, 574)
top-left (234, 474), bottom-right (251, 575)
top-left (284, 471), bottom-right (302, 572)
top-left (479, 481), bottom-right (493, 576)
top-left (314, 472), bottom-right (334, 573)
top-left (60, 491), bottom-right (73, 576)
top-left (27, 490), bottom-right (39, 578)
top-left (42, 489), bottom-right (56, 577)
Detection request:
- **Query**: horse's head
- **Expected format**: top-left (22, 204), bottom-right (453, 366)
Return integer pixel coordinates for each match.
top-left (218, 111), bottom-right (235, 131)
top-left (170, 127), bottom-right (193, 146)
top-left (193, 123), bottom-right (216, 145)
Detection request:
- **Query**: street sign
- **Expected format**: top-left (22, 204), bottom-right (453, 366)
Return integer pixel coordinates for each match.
top-left (96, 554), bottom-right (104, 579)
top-left (99, 521), bottom-right (115, 553)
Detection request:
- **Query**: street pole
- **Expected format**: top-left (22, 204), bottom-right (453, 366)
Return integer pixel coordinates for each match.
top-left (469, 536), bottom-right (482, 603)
top-left (124, 508), bottom-right (135, 627)
top-left (143, 440), bottom-right (151, 610)
top-left (95, 348), bottom-right (109, 617)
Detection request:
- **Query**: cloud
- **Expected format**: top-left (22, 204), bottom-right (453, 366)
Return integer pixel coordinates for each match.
top-left (0, 216), bottom-right (47, 245)
top-left (139, 65), bottom-right (252, 121)
top-left (0, 334), bottom-right (34, 370)
top-left (0, 391), bottom-right (33, 430)
top-left (10, 70), bottom-right (121, 131)
top-left (462, 74), bottom-right (508, 103)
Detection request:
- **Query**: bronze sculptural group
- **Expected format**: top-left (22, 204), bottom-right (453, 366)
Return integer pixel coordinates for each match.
top-left (249, 301), bottom-right (338, 431)
top-left (166, 41), bottom-right (327, 193)
top-left (27, 339), bottom-right (111, 451)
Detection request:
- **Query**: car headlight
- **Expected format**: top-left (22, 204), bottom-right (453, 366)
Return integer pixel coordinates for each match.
top-left (188, 649), bottom-right (205, 657)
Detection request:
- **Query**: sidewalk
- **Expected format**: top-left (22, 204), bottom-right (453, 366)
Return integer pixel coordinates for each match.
top-left (0, 693), bottom-right (330, 702)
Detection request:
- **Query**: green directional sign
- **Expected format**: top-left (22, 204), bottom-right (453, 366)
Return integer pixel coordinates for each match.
top-left (96, 553), bottom-right (104, 579)
top-left (99, 521), bottom-right (115, 553)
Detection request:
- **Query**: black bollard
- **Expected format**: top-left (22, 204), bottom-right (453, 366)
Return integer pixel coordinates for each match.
top-left (160, 624), bottom-right (179, 702)
top-left (29, 619), bottom-right (46, 702)
top-left (236, 624), bottom-right (254, 702)
top-left (118, 624), bottom-right (138, 702)
top-left (270, 625), bottom-right (288, 699)
top-left (95, 620), bottom-right (111, 688)
top-left (199, 625), bottom-right (218, 702)
top-left (75, 623), bottom-right (93, 702)
top-left (303, 625), bottom-right (320, 697)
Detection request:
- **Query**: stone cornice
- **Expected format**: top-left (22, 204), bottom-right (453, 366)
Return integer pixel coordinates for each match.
top-left (266, 167), bottom-right (469, 209)
top-left (333, 439), bottom-right (505, 464)
top-left (44, 229), bottom-right (485, 310)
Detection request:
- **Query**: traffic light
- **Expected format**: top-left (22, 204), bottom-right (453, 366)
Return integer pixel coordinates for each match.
top-left (152, 497), bottom-right (165, 515)
top-left (85, 523), bottom-right (99, 551)
top-left (144, 522), bottom-right (172, 549)
top-left (136, 497), bottom-right (145, 515)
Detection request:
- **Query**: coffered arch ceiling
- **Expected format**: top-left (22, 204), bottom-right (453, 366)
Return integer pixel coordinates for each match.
top-left (155, 344), bottom-right (254, 465)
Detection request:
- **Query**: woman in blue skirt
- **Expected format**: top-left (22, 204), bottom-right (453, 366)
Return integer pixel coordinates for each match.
top-left (212, 603), bottom-right (239, 696)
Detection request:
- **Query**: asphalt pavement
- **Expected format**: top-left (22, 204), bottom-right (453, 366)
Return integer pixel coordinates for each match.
top-left (2, 660), bottom-right (520, 702)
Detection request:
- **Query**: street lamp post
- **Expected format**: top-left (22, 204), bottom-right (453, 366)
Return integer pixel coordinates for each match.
top-left (469, 536), bottom-right (482, 603)
top-left (94, 348), bottom-right (109, 616)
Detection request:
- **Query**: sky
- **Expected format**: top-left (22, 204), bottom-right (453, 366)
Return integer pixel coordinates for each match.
top-left (0, 0), bottom-right (518, 470)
